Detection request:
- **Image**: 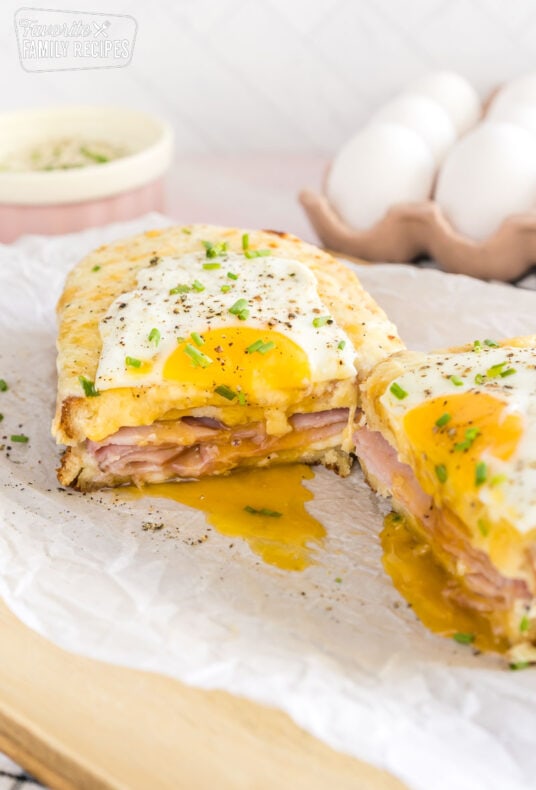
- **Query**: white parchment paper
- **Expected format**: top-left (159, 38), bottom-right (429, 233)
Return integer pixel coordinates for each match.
top-left (1, 214), bottom-right (536, 790)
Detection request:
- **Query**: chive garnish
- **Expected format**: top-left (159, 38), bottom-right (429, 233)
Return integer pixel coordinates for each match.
top-left (500, 367), bottom-right (516, 378)
top-left (435, 464), bottom-right (448, 483)
top-left (10, 434), bottom-right (29, 443)
top-left (258, 341), bottom-right (275, 354)
top-left (473, 340), bottom-right (482, 352)
top-left (242, 233), bottom-right (249, 250)
top-left (192, 280), bottom-right (205, 292)
top-left (181, 227), bottom-right (192, 235)
top-left (475, 461), bottom-right (488, 486)
top-left (125, 356), bottom-right (142, 368)
top-left (79, 375), bottom-right (99, 397)
top-left (0, 414), bottom-right (3, 422)
top-left (169, 284), bottom-right (190, 295)
top-left (202, 240), bottom-right (228, 258)
top-left (312, 315), bottom-right (332, 328)
top-left (221, 285), bottom-right (231, 293)
top-left (520, 614), bottom-right (530, 633)
top-left (510, 661), bottom-right (530, 671)
top-left (0, 379), bottom-right (7, 392)
top-left (191, 332), bottom-right (204, 347)
top-left (454, 427), bottom-right (480, 452)
top-left (390, 382), bottom-right (408, 400)
top-left (246, 339), bottom-right (263, 354)
top-left (184, 344), bottom-right (212, 368)
top-left (244, 249), bottom-right (271, 259)
top-left (486, 361), bottom-right (507, 378)
top-left (148, 327), bottom-right (161, 346)
top-left (227, 272), bottom-right (238, 280)
top-left (450, 375), bottom-right (464, 386)
top-left (335, 577), bottom-right (343, 584)
top-left (477, 519), bottom-right (489, 537)
top-left (435, 413), bottom-right (451, 428)
top-left (229, 298), bottom-right (249, 320)
top-left (484, 339), bottom-right (499, 347)
top-left (237, 391), bottom-right (246, 406)
top-left (244, 505), bottom-right (282, 517)
top-left (337, 340), bottom-right (346, 350)
top-left (474, 373), bottom-right (484, 385)
top-left (490, 473), bottom-right (507, 487)
top-left (214, 384), bottom-right (237, 400)
top-left (203, 262), bottom-right (221, 270)
top-left (453, 632), bottom-right (474, 645)
top-left (92, 265), bottom-right (101, 272)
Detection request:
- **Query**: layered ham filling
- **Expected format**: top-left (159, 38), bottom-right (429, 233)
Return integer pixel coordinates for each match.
top-left (354, 426), bottom-right (531, 615)
top-left (87, 408), bottom-right (353, 483)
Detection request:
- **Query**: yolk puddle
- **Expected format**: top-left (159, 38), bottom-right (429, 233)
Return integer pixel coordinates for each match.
top-left (134, 465), bottom-right (325, 571)
top-left (381, 512), bottom-right (508, 654)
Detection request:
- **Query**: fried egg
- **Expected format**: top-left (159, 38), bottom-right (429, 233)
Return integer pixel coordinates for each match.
top-left (379, 343), bottom-right (536, 534)
top-left (95, 251), bottom-right (356, 403)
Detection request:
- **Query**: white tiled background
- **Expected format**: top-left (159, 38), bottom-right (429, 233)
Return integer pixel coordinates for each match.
top-left (2, 0), bottom-right (536, 155)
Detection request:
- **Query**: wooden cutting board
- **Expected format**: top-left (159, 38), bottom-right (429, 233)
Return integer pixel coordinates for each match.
top-left (0, 598), bottom-right (406, 790)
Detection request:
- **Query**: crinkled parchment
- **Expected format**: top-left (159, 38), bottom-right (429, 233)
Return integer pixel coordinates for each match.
top-left (1, 215), bottom-right (536, 790)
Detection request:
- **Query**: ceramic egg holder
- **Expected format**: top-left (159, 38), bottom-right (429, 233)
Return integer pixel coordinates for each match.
top-left (300, 89), bottom-right (536, 283)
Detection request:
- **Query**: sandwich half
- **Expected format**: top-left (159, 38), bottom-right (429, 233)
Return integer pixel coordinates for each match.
top-left (53, 224), bottom-right (402, 490)
top-left (357, 336), bottom-right (536, 660)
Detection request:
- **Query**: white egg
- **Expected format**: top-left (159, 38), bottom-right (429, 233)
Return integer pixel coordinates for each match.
top-left (435, 122), bottom-right (536, 241)
top-left (371, 92), bottom-right (456, 164)
top-left (489, 73), bottom-right (536, 117)
top-left (408, 70), bottom-right (481, 135)
top-left (487, 101), bottom-right (536, 137)
top-left (326, 122), bottom-right (435, 231)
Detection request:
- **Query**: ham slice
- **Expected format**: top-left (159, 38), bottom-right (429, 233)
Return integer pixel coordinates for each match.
top-left (88, 410), bottom-right (352, 482)
top-left (354, 426), bottom-right (530, 612)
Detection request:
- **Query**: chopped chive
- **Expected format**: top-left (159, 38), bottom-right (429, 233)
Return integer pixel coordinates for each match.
top-left (477, 518), bottom-right (489, 537)
top-left (450, 375), bottom-right (464, 386)
top-left (221, 285), bottom-right (231, 293)
top-left (125, 356), bottom-right (142, 368)
top-left (454, 427), bottom-right (480, 452)
top-left (184, 344), bottom-right (212, 368)
top-left (484, 339), bottom-right (499, 347)
top-left (334, 577), bottom-right (343, 584)
top-left (500, 367), bottom-right (516, 378)
top-left (312, 315), bottom-right (332, 328)
top-left (475, 461), bottom-right (488, 486)
top-left (390, 382), bottom-right (408, 400)
top-left (258, 341), bottom-right (275, 354)
top-left (176, 336), bottom-right (185, 344)
top-left (229, 298), bottom-right (249, 319)
top-left (0, 379), bottom-right (7, 392)
top-left (78, 375), bottom-right (99, 397)
top-left (520, 614), bottom-right (530, 633)
top-left (202, 240), bottom-right (228, 258)
top-left (486, 361), bottom-right (507, 378)
top-left (510, 661), bottom-right (530, 671)
top-left (435, 413), bottom-right (451, 428)
top-left (181, 227), bottom-right (192, 235)
top-left (203, 262), bottom-right (221, 270)
top-left (237, 391), bottom-right (246, 406)
top-left (435, 464), bottom-right (448, 483)
top-left (169, 284), bottom-right (190, 295)
top-left (91, 264), bottom-right (101, 272)
top-left (227, 271), bottom-right (238, 280)
top-left (474, 373), bottom-right (485, 385)
top-left (0, 414), bottom-right (3, 422)
top-left (192, 280), bottom-right (205, 292)
top-left (191, 332), bottom-right (204, 347)
top-left (490, 473), bottom-right (507, 487)
top-left (148, 327), bottom-right (161, 346)
top-left (244, 249), bottom-right (271, 259)
top-left (473, 340), bottom-right (482, 352)
top-left (453, 632), bottom-right (475, 645)
top-left (214, 384), bottom-right (237, 400)
top-left (241, 233), bottom-right (249, 250)
top-left (10, 434), bottom-right (29, 443)
top-left (246, 339), bottom-right (263, 354)
top-left (337, 340), bottom-right (346, 350)
top-left (244, 505), bottom-right (282, 517)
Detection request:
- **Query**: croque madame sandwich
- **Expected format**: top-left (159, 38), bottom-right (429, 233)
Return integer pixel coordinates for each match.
top-left (356, 336), bottom-right (536, 659)
top-left (53, 225), bottom-right (402, 490)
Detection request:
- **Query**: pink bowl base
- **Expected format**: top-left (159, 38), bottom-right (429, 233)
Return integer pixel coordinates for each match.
top-left (0, 177), bottom-right (166, 243)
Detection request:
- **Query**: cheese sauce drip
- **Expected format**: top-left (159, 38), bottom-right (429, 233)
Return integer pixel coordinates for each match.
top-left (95, 251), bottom-right (355, 399)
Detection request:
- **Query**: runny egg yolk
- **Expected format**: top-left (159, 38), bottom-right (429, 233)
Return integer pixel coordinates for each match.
top-left (403, 392), bottom-right (523, 494)
top-left (163, 327), bottom-right (311, 397)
